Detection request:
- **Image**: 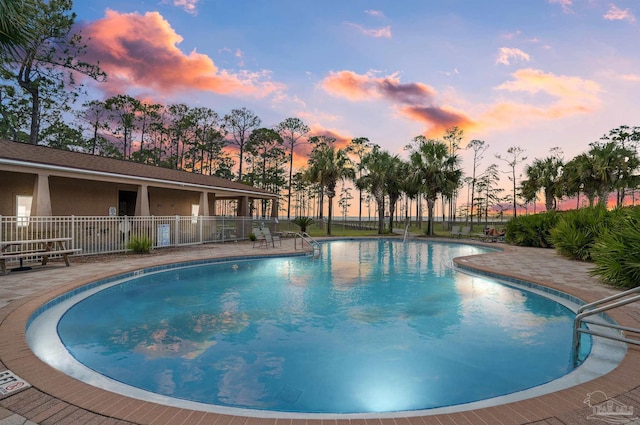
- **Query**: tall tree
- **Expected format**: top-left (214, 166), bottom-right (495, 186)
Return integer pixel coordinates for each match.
top-left (357, 147), bottom-right (397, 234)
top-left (1, 0), bottom-right (105, 144)
top-left (76, 100), bottom-right (109, 154)
top-left (496, 146), bottom-right (527, 218)
top-left (224, 107), bottom-right (261, 182)
top-left (560, 153), bottom-right (599, 207)
top-left (247, 128), bottom-right (285, 217)
top-left (521, 147), bottom-right (564, 211)
top-left (599, 126), bottom-right (640, 205)
top-left (385, 156), bottom-right (407, 233)
top-left (276, 117), bottom-right (310, 220)
top-left (408, 136), bottom-right (462, 236)
top-left (475, 164), bottom-right (502, 226)
top-left (442, 126), bottom-right (464, 223)
top-left (305, 143), bottom-right (354, 235)
top-left (466, 139), bottom-right (488, 225)
top-left (587, 141), bottom-right (639, 206)
top-left (347, 137), bottom-right (376, 228)
top-left (104, 94), bottom-right (141, 159)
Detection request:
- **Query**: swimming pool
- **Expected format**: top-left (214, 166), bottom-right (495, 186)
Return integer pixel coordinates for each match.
top-left (27, 239), bottom-right (609, 416)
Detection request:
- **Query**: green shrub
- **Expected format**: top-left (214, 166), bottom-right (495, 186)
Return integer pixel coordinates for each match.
top-left (550, 206), bottom-right (609, 261)
top-left (248, 232), bottom-right (257, 241)
top-left (292, 216), bottom-right (313, 233)
top-left (591, 206), bottom-right (640, 288)
top-left (127, 236), bottom-right (153, 254)
top-left (505, 211), bottom-right (559, 248)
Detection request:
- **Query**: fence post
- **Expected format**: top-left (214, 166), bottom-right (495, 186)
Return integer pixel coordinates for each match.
top-left (71, 215), bottom-right (76, 249)
top-left (174, 215), bottom-right (180, 247)
top-left (199, 215), bottom-right (203, 244)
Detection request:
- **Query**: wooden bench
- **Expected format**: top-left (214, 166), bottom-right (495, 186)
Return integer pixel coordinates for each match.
top-left (0, 238), bottom-right (81, 274)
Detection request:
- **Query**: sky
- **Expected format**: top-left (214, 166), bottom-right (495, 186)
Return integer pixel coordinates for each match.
top-left (71, 0), bottom-right (640, 212)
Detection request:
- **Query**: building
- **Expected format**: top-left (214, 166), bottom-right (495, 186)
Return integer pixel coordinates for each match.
top-left (0, 139), bottom-right (279, 218)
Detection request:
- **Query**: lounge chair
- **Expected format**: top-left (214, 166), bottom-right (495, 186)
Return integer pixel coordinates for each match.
top-left (459, 227), bottom-right (471, 238)
top-left (450, 225), bottom-right (461, 238)
top-left (262, 227), bottom-right (281, 247)
top-left (252, 228), bottom-right (268, 248)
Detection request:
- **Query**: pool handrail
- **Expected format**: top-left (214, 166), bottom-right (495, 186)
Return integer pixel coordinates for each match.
top-left (292, 232), bottom-right (320, 257)
top-left (572, 285), bottom-right (640, 364)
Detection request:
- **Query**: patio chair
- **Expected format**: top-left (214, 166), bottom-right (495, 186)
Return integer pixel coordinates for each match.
top-left (252, 228), bottom-right (268, 248)
top-left (262, 227), bottom-right (281, 247)
top-left (459, 227), bottom-right (472, 238)
top-left (450, 225), bottom-right (461, 238)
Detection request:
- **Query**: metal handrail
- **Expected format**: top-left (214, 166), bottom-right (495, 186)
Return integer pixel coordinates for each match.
top-left (292, 232), bottom-right (321, 257)
top-left (403, 224), bottom-right (410, 243)
top-left (573, 286), bottom-right (640, 364)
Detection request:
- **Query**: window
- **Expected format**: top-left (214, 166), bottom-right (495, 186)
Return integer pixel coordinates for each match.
top-left (16, 195), bottom-right (32, 227)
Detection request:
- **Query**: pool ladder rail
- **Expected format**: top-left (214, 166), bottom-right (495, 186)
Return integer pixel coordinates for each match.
top-left (293, 232), bottom-right (321, 258)
top-left (572, 285), bottom-right (640, 364)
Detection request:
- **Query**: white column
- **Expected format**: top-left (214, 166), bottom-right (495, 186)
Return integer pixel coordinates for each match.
top-left (32, 173), bottom-right (52, 216)
top-left (135, 184), bottom-right (150, 216)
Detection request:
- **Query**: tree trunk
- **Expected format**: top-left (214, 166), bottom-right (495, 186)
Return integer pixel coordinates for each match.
top-left (376, 197), bottom-right (385, 234)
top-left (426, 199), bottom-right (435, 236)
top-left (327, 195), bottom-right (333, 235)
top-left (29, 88), bottom-right (40, 144)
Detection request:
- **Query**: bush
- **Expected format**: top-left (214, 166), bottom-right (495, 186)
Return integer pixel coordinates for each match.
top-left (248, 232), bottom-right (257, 241)
top-left (591, 206), bottom-right (640, 288)
top-left (292, 216), bottom-right (313, 233)
top-left (550, 206), bottom-right (609, 261)
top-left (127, 236), bottom-right (153, 254)
top-left (505, 211), bottom-right (559, 248)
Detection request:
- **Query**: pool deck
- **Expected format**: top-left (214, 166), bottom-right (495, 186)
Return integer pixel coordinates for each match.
top-left (0, 237), bottom-right (639, 425)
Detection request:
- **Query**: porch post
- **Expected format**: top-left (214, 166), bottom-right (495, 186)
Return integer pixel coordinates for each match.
top-left (32, 173), bottom-right (52, 216)
top-left (237, 196), bottom-right (249, 217)
top-left (209, 193), bottom-right (217, 216)
top-left (135, 184), bottom-right (150, 216)
top-left (199, 191), bottom-right (210, 216)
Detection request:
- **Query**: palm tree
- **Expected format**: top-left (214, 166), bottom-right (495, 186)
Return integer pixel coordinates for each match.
top-left (357, 148), bottom-right (396, 234)
top-left (408, 137), bottom-right (462, 236)
top-left (386, 156), bottom-right (408, 233)
top-left (347, 137), bottom-right (376, 227)
top-left (588, 141), bottom-right (639, 206)
top-left (305, 143), bottom-right (354, 235)
top-left (0, 0), bottom-right (35, 57)
top-left (521, 149), bottom-right (564, 211)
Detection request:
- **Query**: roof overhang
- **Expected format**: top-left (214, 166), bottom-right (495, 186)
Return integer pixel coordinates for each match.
top-left (0, 159), bottom-right (279, 199)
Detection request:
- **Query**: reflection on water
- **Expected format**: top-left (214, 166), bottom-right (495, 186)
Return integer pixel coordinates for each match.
top-left (57, 240), bottom-right (581, 413)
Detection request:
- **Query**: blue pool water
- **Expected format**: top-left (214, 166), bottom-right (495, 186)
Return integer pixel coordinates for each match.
top-left (51, 240), bottom-right (588, 414)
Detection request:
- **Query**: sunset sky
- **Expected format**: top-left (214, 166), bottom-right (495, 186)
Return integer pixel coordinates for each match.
top-left (73, 1), bottom-right (640, 209)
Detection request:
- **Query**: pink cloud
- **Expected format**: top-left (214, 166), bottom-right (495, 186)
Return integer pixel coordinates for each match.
top-left (604, 4), bottom-right (636, 22)
top-left (345, 23), bottom-right (392, 38)
top-left (78, 10), bottom-right (282, 98)
top-left (364, 10), bottom-right (385, 18)
top-left (400, 106), bottom-right (475, 137)
top-left (321, 70), bottom-right (473, 136)
top-left (322, 70), bottom-right (436, 103)
top-left (479, 68), bottom-right (601, 130)
top-left (172, 0), bottom-right (199, 15)
top-left (496, 47), bottom-right (531, 66)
